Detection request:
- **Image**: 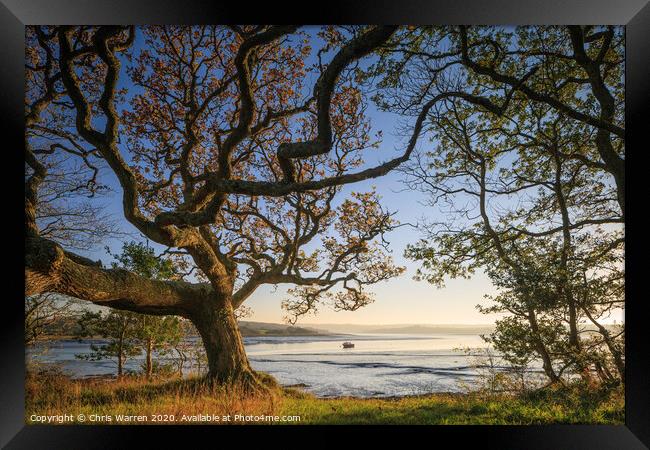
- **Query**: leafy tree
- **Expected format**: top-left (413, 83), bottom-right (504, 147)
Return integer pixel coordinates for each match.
top-left (73, 242), bottom-right (188, 379)
top-left (134, 315), bottom-right (183, 379)
top-left (108, 241), bottom-right (186, 379)
top-left (106, 241), bottom-right (176, 280)
top-left (371, 25), bottom-right (624, 214)
top-left (399, 98), bottom-right (623, 384)
top-left (360, 25), bottom-right (624, 386)
top-left (75, 310), bottom-right (141, 377)
top-left (374, 56), bottom-right (623, 384)
top-left (25, 25), bottom-right (417, 391)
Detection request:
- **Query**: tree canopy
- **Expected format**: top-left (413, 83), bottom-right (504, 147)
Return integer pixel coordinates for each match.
top-left (25, 25), bottom-right (624, 387)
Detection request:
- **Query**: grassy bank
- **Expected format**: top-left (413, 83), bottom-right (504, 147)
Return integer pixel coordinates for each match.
top-left (25, 370), bottom-right (624, 425)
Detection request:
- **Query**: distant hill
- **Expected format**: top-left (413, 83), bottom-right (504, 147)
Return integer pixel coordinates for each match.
top-left (36, 315), bottom-right (619, 340)
top-left (38, 317), bottom-right (329, 340)
top-left (238, 321), bottom-right (325, 337)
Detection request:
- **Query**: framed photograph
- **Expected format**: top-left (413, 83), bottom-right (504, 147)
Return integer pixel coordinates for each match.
top-left (3, 0), bottom-right (648, 447)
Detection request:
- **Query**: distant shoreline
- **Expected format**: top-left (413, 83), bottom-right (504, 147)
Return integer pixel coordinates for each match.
top-left (33, 330), bottom-right (339, 342)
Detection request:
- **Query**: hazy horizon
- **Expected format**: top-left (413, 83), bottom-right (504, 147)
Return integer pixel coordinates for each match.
top-left (241, 320), bottom-right (497, 327)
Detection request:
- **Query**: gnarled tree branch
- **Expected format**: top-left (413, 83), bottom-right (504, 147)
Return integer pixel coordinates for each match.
top-left (26, 236), bottom-right (210, 316)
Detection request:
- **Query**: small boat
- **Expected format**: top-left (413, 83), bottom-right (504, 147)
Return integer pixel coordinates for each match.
top-left (342, 341), bottom-right (355, 348)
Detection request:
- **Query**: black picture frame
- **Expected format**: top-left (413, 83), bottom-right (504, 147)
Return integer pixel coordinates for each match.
top-left (3, 1), bottom-right (648, 448)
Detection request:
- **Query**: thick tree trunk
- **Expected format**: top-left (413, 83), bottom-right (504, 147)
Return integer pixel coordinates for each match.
top-left (25, 235), bottom-right (275, 392)
top-left (25, 236), bottom-right (210, 316)
top-left (189, 294), bottom-right (268, 392)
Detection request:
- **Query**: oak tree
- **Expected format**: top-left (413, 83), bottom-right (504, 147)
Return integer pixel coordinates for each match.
top-left (24, 25), bottom-right (427, 390)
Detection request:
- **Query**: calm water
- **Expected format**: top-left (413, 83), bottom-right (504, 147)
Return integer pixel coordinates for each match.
top-left (28, 333), bottom-right (518, 398)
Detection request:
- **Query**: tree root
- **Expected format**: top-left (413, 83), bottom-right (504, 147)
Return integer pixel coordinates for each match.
top-left (203, 369), bottom-right (280, 397)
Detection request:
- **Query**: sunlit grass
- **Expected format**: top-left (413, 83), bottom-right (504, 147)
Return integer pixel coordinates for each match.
top-left (280, 384), bottom-right (624, 425)
top-left (25, 370), bottom-right (624, 425)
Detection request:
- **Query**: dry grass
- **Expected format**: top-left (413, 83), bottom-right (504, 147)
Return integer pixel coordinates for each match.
top-left (25, 368), bottom-right (624, 425)
top-left (26, 369), bottom-right (282, 424)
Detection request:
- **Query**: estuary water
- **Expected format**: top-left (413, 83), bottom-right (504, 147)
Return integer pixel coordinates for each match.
top-left (28, 333), bottom-right (510, 398)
